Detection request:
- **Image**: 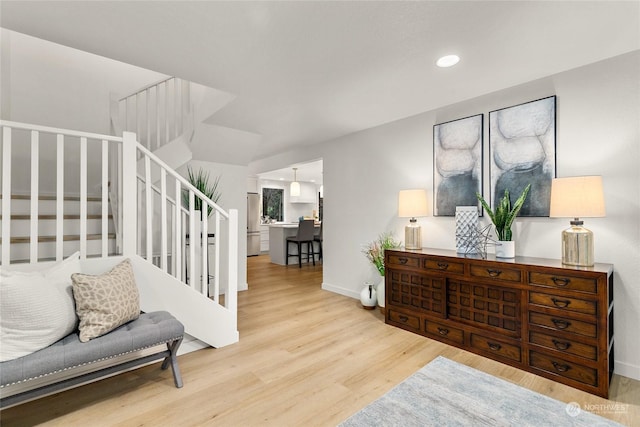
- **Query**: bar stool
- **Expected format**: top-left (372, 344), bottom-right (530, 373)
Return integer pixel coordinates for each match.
top-left (286, 220), bottom-right (316, 268)
top-left (314, 222), bottom-right (323, 261)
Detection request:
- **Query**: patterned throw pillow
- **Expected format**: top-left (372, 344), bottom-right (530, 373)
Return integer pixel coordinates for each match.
top-left (71, 259), bottom-right (140, 342)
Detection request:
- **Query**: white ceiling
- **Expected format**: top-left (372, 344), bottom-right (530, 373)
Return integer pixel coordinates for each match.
top-left (1, 1), bottom-right (639, 165)
top-left (257, 159), bottom-right (324, 185)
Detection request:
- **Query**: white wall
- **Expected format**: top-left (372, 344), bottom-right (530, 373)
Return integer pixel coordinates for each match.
top-left (1, 29), bottom-right (167, 194)
top-left (250, 51), bottom-right (640, 380)
top-left (178, 160), bottom-right (248, 292)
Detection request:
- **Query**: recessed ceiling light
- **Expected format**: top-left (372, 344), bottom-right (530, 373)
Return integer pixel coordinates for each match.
top-left (436, 54), bottom-right (460, 68)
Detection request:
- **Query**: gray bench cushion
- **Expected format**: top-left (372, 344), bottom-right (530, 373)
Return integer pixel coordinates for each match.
top-left (1, 311), bottom-right (184, 387)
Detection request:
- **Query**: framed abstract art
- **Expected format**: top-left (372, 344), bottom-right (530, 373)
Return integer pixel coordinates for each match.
top-left (433, 114), bottom-right (483, 216)
top-left (489, 96), bottom-right (556, 217)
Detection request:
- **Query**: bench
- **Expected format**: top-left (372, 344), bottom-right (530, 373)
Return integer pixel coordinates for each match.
top-left (0, 311), bottom-right (184, 409)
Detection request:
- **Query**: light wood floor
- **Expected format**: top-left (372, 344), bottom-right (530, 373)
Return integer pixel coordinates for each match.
top-left (2, 255), bottom-right (638, 426)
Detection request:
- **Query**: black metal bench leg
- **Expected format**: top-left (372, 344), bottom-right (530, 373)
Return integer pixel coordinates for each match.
top-left (309, 242), bottom-right (315, 266)
top-left (162, 337), bottom-right (184, 388)
top-left (298, 242), bottom-right (302, 268)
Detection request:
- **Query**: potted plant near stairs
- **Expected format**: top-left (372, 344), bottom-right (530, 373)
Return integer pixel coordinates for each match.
top-left (476, 184), bottom-right (530, 258)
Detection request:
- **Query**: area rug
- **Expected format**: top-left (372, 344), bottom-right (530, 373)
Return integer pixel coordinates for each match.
top-left (339, 356), bottom-right (622, 427)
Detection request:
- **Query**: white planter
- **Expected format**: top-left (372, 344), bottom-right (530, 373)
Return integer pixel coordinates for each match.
top-left (495, 240), bottom-right (515, 258)
top-left (376, 276), bottom-right (385, 309)
top-left (360, 283), bottom-right (377, 310)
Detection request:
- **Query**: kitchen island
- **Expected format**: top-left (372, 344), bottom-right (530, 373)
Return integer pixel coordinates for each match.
top-left (268, 223), bottom-right (320, 265)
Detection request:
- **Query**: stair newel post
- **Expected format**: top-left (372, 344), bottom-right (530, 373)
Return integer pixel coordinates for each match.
top-left (121, 131), bottom-right (138, 257)
top-left (226, 208), bottom-right (238, 325)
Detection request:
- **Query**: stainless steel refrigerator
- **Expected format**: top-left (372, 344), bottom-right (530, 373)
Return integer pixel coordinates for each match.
top-left (247, 193), bottom-right (260, 256)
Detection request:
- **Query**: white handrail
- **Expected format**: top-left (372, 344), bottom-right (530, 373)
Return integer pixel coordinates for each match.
top-left (0, 120), bottom-right (122, 142)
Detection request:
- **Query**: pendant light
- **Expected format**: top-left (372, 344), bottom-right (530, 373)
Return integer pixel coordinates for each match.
top-left (290, 168), bottom-right (300, 197)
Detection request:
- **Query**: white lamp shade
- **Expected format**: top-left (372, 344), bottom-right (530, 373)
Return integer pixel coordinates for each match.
top-left (290, 181), bottom-right (301, 197)
top-left (549, 176), bottom-right (606, 218)
top-left (398, 189), bottom-right (429, 218)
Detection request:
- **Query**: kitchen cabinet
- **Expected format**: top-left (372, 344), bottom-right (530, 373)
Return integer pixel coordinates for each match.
top-left (290, 182), bottom-right (317, 204)
top-left (385, 248), bottom-right (614, 398)
top-left (260, 225), bottom-right (269, 252)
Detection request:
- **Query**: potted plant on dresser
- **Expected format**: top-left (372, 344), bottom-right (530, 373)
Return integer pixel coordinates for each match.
top-left (476, 184), bottom-right (530, 258)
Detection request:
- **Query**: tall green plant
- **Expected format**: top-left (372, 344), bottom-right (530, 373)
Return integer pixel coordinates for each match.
top-left (182, 166), bottom-right (221, 218)
top-left (476, 184), bottom-right (531, 241)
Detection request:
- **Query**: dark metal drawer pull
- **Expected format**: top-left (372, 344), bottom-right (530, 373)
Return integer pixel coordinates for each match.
top-left (437, 327), bottom-right (449, 336)
top-left (486, 269), bottom-right (502, 277)
top-left (551, 319), bottom-right (571, 329)
top-left (551, 277), bottom-right (570, 286)
top-left (399, 315), bottom-right (409, 322)
top-left (552, 339), bottom-right (571, 351)
top-left (398, 257), bottom-right (408, 265)
top-left (551, 298), bottom-right (571, 308)
top-left (552, 361), bottom-right (571, 372)
top-left (487, 342), bottom-right (502, 351)
top-left (437, 262), bottom-right (449, 270)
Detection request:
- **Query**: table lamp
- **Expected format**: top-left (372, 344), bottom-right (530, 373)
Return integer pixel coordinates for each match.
top-left (398, 189), bottom-right (428, 250)
top-left (549, 176), bottom-right (606, 267)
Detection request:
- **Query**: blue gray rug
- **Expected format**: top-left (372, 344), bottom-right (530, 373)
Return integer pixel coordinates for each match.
top-left (339, 356), bottom-right (622, 427)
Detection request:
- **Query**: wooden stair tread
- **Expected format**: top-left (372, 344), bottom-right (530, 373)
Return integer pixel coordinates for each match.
top-left (1, 194), bottom-right (103, 202)
top-left (8, 253), bottom-right (120, 264)
top-left (4, 234), bottom-right (116, 244)
top-left (1, 214), bottom-right (113, 220)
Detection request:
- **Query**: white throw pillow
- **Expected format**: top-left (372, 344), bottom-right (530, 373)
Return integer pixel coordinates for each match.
top-left (0, 252), bottom-right (80, 362)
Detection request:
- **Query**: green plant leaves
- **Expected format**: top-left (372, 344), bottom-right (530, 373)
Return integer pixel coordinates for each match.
top-left (182, 166), bottom-right (222, 217)
top-left (476, 183), bottom-right (531, 241)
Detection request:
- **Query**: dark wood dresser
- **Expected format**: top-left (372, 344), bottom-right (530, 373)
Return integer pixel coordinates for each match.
top-left (384, 248), bottom-right (614, 398)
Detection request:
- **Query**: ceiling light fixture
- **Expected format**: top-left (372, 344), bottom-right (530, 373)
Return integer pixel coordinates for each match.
top-left (436, 54), bottom-right (460, 68)
top-left (290, 168), bottom-right (300, 197)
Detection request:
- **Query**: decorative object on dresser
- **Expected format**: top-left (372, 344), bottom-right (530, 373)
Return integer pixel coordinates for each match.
top-left (489, 96), bottom-right (556, 217)
top-left (398, 189), bottom-right (429, 249)
top-left (433, 114), bottom-right (483, 217)
top-left (384, 248), bottom-right (614, 398)
top-left (362, 232), bottom-right (400, 311)
top-left (476, 184), bottom-right (530, 258)
top-left (549, 176), bottom-right (606, 267)
top-left (455, 206), bottom-right (480, 254)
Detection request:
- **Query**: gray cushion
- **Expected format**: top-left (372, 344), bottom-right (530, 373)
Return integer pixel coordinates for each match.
top-left (0, 311), bottom-right (183, 387)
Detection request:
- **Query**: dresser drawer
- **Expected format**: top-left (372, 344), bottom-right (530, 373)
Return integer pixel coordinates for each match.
top-left (387, 254), bottom-right (420, 268)
top-left (470, 333), bottom-right (521, 362)
top-left (387, 309), bottom-right (421, 333)
top-left (529, 292), bottom-right (597, 315)
top-left (529, 312), bottom-right (596, 338)
top-left (529, 331), bottom-right (597, 361)
top-left (424, 258), bottom-right (464, 275)
top-left (529, 351), bottom-right (597, 387)
top-left (529, 272), bottom-right (597, 293)
top-left (470, 264), bottom-right (522, 283)
top-left (424, 319), bottom-right (464, 345)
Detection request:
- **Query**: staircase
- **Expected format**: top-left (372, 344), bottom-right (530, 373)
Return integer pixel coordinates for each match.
top-left (1, 120), bottom-right (239, 350)
top-left (0, 194), bottom-right (116, 263)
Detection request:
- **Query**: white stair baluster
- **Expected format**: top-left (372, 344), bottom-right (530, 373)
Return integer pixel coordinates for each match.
top-left (80, 137), bottom-right (87, 260)
top-left (30, 131), bottom-right (39, 263)
top-left (1, 126), bottom-right (12, 266)
top-left (101, 140), bottom-right (109, 258)
top-left (56, 134), bottom-right (64, 261)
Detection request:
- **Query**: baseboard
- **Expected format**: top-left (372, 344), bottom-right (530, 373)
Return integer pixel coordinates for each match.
top-left (614, 360), bottom-right (640, 381)
top-left (322, 281), bottom-right (359, 299)
top-left (177, 334), bottom-right (209, 355)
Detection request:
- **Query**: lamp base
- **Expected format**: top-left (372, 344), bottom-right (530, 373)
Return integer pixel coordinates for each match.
top-left (561, 222), bottom-right (594, 267)
top-left (405, 222), bottom-right (422, 250)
